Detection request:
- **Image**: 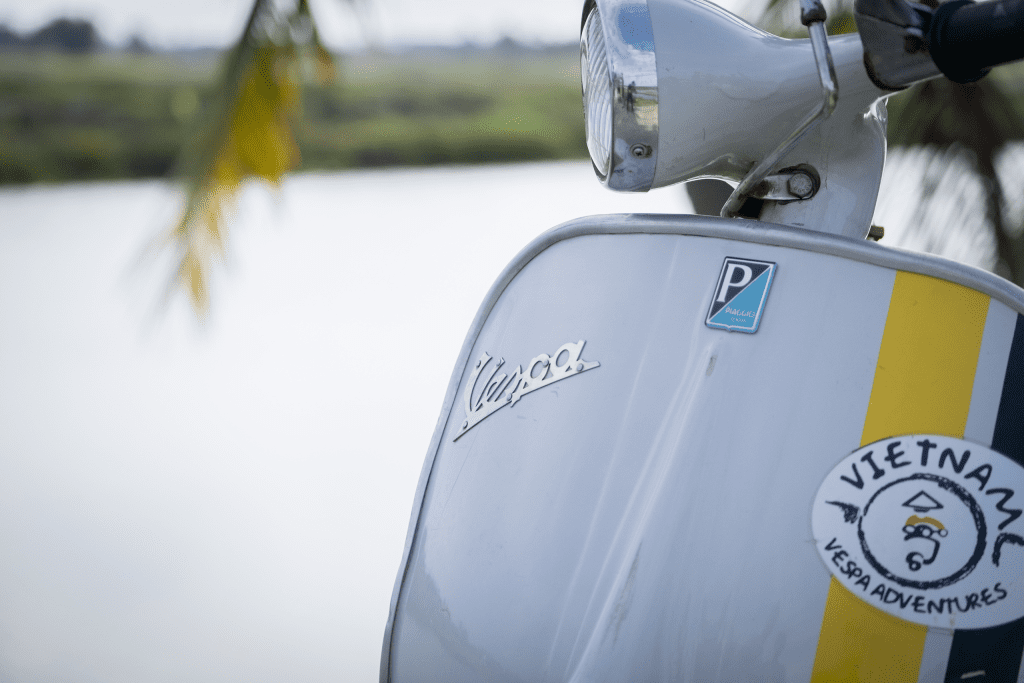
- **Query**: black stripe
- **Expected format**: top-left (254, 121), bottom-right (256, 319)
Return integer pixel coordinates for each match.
top-left (945, 313), bottom-right (1024, 683)
top-left (992, 313), bottom-right (1024, 468)
top-left (945, 621), bottom-right (1024, 683)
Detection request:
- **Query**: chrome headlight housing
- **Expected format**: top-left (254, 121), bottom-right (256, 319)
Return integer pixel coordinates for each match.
top-left (580, 0), bottom-right (659, 191)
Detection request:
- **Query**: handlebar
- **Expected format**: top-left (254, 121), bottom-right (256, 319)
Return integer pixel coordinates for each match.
top-left (855, 0), bottom-right (1024, 89)
top-left (928, 0), bottom-right (1024, 83)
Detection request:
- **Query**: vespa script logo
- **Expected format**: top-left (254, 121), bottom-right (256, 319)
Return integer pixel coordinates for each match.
top-left (454, 340), bottom-right (599, 441)
top-left (812, 435), bottom-right (1024, 629)
top-left (706, 257), bottom-right (776, 333)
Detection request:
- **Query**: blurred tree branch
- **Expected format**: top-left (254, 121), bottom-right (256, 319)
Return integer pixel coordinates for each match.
top-left (164, 0), bottom-right (351, 316)
top-left (887, 76), bottom-right (1024, 281)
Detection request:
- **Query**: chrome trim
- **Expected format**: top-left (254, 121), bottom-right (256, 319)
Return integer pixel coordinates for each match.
top-left (581, 0), bottom-right (659, 192)
top-left (379, 212), bottom-right (1024, 681)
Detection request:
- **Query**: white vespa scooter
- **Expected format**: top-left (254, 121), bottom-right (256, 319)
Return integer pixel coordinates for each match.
top-left (381, 0), bottom-right (1024, 679)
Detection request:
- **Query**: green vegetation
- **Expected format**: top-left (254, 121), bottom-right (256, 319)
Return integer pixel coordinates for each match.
top-left (0, 46), bottom-right (587, 184)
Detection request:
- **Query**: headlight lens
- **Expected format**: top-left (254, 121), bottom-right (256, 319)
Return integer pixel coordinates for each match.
top-left (579, 0), bottom-right (659, 192)
top-left (582, 8), bottom-right (613, 178)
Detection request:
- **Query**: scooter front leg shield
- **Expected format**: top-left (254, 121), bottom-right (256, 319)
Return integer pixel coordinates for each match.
top-left (381, 213), bottom-right (1024, 683)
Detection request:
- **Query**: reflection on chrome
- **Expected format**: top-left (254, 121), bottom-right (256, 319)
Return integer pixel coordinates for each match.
top-left (580, 0), bottom-right (659, 191)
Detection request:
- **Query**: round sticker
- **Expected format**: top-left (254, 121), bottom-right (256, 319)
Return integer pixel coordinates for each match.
top-left (812, 435), bottom-right (1024, 629)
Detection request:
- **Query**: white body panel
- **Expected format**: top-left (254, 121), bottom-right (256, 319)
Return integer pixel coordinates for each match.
top-left (381, 214), bottom-right (1024, 682)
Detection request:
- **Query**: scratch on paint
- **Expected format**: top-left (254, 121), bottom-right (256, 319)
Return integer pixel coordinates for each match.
top-left (961, 671), bottom-right (986, 679)
top-left (608, 546), bottom-right (641, 646)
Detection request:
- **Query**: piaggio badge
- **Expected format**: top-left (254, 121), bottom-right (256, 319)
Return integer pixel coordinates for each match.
top-left (706, 257), bottom-right (777, 333)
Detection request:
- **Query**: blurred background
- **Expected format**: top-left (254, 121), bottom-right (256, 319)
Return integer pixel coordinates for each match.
top-left (0, 0), bottom-right (590, 187)
top-left (0, 0), bottom-right (1023, 681)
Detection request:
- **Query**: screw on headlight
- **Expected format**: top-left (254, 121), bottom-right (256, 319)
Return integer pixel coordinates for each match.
top-left (630, 144), bottom-right (652, 159)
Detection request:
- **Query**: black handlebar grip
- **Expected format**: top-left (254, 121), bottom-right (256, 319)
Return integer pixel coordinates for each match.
top-left (928, 0), bottom-right (1024, 83)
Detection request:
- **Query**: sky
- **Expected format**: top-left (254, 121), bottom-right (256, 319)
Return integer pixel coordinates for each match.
top-left (0, 0), bottom-right (601, 50)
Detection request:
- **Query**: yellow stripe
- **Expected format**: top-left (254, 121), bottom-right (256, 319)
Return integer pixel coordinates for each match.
top-left (812, 577), bottom-right (925, 683)
top-left (809, 271), bottom-right (989, 683)
top-left (860, 272), bottom-right (990, 443)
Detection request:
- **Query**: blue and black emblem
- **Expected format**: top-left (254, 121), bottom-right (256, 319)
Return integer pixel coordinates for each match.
top-left (706, 257), bottom-right (777, 333)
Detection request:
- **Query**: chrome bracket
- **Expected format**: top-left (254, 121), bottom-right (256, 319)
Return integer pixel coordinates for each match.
top-left (748, 169), bottom-right (820, 202)
top-left (721, 0), bottom-right (838, 218)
